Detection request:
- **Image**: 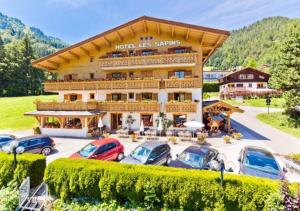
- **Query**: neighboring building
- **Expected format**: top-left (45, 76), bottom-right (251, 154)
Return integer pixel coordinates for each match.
top-left (219, 67), bottom-right (278, 99)
top-left (203, 70), bottom-right (230, 82)
top-left (25, 16), bottom-right (229, 137)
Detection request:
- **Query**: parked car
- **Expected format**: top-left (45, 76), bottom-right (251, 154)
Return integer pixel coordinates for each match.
top-left (121, 141), bottom-right (171, 165)
top-left (2, 135), bottom-right (55, 156)
top-left (70, 138), bottom-right (124, 161)
top-left (168, 146), bottom-right (221, 170)
top-left (0, 134), bottom-right (17, 149)
top-left (238, 146), bottom-right (281, 179)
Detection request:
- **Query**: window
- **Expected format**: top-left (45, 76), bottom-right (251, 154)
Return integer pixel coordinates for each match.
top-left (112, 94), bottom-right (122, 101)
top-left (174, 93), bottom-right (185, 102)
top-left (112, 72), bottom-right (123, 79)
top-left (90, 93), bottom-right (95, 100)
top-left (236, 84), bottom-right (243, 88)
top-left (142, 50), bottom-right (154, 56)
top-left (19, 141), bottom-right (29, 148)
top-left (30, 139), bottom-right (42, 146)
top-left (149, 148), bottom-right (161, 160)
top-left (142, 93), bottom-right (152, 100)
top-left (173, 114), bottom-right (187, 128)
top-left (90, 57), bottom-right (94, 62)
top-left (95, 145), bottom-right (106, 155)
top-left (174, 71), bottom-right (185, 78)
top-left (129, 93), bottom-right (134, 100)
top-left (90, 73), bottom-right (94, 79)
top-left (106, 142), bottom-right (117, 151)
top-left (112, 52), bottom-right (123, 57)
top-left (141, 114), bottom-right (153, 127)
top-left (129, 72), bottom-right (134, 78)
top-left (259, 75), bottom-right (265, 79)
top-left (257, 83), bottom-right (265, 89)
top-left (248, 83), bottom-right (252, 88)
top-left (70, 94), bottom-right (78, 102)
top-left (239, 74), bottom-right (254, 80)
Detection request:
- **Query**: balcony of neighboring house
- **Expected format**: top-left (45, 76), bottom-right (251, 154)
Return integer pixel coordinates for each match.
top-left (98, 47), bottom-right (198, 70)
top-left (165, 92), bottom-right (197, 113)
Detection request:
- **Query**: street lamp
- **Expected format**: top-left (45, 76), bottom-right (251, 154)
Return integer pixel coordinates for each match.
top-left (3, 141), bottom-right (24, 169)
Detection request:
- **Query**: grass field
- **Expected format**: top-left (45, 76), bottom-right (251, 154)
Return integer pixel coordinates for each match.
top-left (224, 97), bottom-right (285, 108)
top-left (203, 92), bottom-right (219, 99)
top-left (257, 112), bottom-right (300, 139)
top-left (0, 95), bottom-right (57, 131)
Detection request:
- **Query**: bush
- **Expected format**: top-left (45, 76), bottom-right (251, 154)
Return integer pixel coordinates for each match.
top-left (0, 152), bottom-right (46, 188)
top-left (0, 182), bottom-right (19, 211)
top-left (45, 158), bottom-right (278, 210)
top-left (203, 82), bottom-right (219, 92)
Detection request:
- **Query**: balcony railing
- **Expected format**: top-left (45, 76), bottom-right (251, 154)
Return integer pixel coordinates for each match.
top-left (165, 102), bottom-right (197, 113)
top-left (164, 77), bottom-right (202, 88)
top-left (99, 52), bottom-right (197, 70)
top-left (43, 79), bottom-right (161, 92)
top-left (36, 101), bottom-right (160, 112)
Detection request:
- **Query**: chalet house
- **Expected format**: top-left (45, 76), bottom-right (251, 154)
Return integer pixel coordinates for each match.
top-left (219, 67), bottom-right (278, 99)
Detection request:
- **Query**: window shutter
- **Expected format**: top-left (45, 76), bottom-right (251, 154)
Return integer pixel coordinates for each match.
top-left (185, 70), bottom-right (192, 76)
top-left (77, 94), bottom-right (82, 101)
top-left (168, 71), bottom-right (175, 78)
top-left (152, 93), bottom-right (158, 101)
top-left (136, 93), bottom-right (142, 101)
top-left (106, 73), bottom-right (112, 80)
top-left (64, 94), bottom-right (69, 101)
top-left (106, 94), bottom-right (112, 101)
top-left (185, 93), bottom-right (192, 101)
top-left (121, 94), bottom-right (127, 101)
top-left (168, 93), bottom-right (174, 101)
top-left (122, 72), bottom-right (127, 79)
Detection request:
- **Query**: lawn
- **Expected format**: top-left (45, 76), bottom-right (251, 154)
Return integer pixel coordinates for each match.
top-left (0, 95), bottom-right (57, 131)
top-left (257, 112), bottom-right (300, 139)
top-left (224, 97), bottom-right (285, 108)
top-left (203, 92), bottom-right (219, 99)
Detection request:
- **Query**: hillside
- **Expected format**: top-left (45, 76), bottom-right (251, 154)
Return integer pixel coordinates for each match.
top-left (0, 12), bottom-right (68, 57)
top-left (207, 16), bottom-right (300, 70)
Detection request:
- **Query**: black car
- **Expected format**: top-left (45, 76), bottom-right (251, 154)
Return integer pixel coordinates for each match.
top-left (169, 146), bottom-right (221, 170)
top-left (121, 141), bottom-right (171, 165)
top-left (0, 134), bottom-right (17, 148)
top-left (238, 146), bottom-right (281, 180)
top-left (2, 135), bottom-right (55, 156)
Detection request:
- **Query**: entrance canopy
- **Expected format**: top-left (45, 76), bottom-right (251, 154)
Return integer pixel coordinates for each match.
top-left (203, 100), bottom-right (244, 115)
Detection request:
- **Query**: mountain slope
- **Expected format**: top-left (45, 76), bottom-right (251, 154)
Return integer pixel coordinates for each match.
top-left (207, 16), bottom-right (300, 70)
top-left (0, 12), bottom-right (68, 57)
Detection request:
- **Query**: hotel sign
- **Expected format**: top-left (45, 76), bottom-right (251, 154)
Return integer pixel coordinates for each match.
top-left (115, 40), bottom-right (181, 50)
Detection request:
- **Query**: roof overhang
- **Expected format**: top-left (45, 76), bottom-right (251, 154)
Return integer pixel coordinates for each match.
top-left (32, 16), bottom-right (229, 71)
top-left (25, 110), bottom-right (106, 117)
top-left (203, 100), bottom-right (244, 114)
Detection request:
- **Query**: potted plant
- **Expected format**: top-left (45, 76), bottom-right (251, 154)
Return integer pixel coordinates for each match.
top-left (130, 133), bottom-right (137, 142)
top-left (155, 112), bottom-right (173, 135)
top-left (223, 135), bottom-right (231, 144)
top-left (168, 136), bottom-right (177, 145)
top-left (33, 126), bottom-right (41, 135)
top-left (125, 115), bottom-right (136, 134)
top-left (232, 132), bottom-right (243, 140)
top-left (197, 133), bottom-right (207, 145)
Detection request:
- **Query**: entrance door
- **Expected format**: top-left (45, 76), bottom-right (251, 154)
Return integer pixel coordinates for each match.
top-left (111, 113), bottom-right (123, 130)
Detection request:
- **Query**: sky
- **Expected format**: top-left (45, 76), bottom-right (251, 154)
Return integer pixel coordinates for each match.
top-left (0, 0), bottom-right (299, 44)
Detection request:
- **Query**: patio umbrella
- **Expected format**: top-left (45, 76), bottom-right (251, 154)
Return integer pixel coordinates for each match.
top-left (184, 121), bottom-right (205, 137)
top-left (98, 117), bottom-right (104, 136)
top-left (157, 117), bottom-right (163, 136)
top-left (139, 120), bottom-right (144, 135)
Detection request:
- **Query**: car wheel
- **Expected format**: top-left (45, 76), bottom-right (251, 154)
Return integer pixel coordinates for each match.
top-left (166, 156), bottom-right (172, 165)
top-left (117, 152), bottom-right (124, 161)
top-left (41, 147), bottom-right (51, 156)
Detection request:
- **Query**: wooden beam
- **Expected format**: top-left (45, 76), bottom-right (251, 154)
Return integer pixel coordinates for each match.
top-left (47, 60), bottom-right (59, 67)
top-left (128, 26), bottom-right (135, 37)
top-left (116, 31), bottom-right (123, 42)
top-left (200, 32), bottom-right (206, 45)
top-left (58, 55), bottom-right (70, 63)
top-left (156, 23), bottom-right (161, 35)
top-left (91, 42), bottom-right (101, 51)
top-left (68, 50), bottom-right (80, 59)
top-left (103, 36), bottom-right (111, 46)
top-left (171, 26), bottom-right (175, 37)
top-left (80, 46), bottom-right (90, 56)
top-left (143, 20), bottom-right (148, 33)
top-left (37, 63), bottom-right (57, 70)
top-left (204, 35), bottom-right (224, 60)
top-left (185, 28), bottom-right (190, 40)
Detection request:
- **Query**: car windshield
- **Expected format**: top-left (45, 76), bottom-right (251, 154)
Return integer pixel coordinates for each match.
top-left (178, 151), bottom-right (204, 168)
top-left (79, 144), bottom-right (97, 157)
top-left (130, 146), bottom-right (151, 163)
top-left (244, 150), bottom-right (279, 173)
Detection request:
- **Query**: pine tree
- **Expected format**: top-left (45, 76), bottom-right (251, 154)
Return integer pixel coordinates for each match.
top-left (269, 20), bottom-right (300, 126)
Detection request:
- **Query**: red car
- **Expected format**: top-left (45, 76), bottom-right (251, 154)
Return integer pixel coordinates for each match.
top-left (70, 138), bottom-right (124, 161)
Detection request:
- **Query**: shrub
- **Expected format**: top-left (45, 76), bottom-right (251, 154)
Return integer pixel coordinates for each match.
top-left (0, 152), bottom-right (46, 188)
top-left (45, 158), bottom-right (278, 210)
top-left (0, 182), bottom-right (19, 211)
top-left (203, 82), bottom-right (219, 92)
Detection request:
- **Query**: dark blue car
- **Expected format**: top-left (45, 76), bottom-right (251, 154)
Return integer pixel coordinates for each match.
top-left (0, 134), bottom-right (17, 149)
top-left (238, 146), bottom-right (281, 180)
top-left (168, 146), bottom-right (220, 170)
top-left (3, 135), bottom-right (55, 156)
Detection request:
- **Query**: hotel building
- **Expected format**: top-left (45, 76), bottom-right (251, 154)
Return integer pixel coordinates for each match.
top-left (26, 16), bottom-right (229, 137)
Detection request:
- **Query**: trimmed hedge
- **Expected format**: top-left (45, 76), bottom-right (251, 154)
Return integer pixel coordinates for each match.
top-left (45, 158), bottom-right (278, 210)
top-left (0, 152), bottom-right (46, 188)
top-left (203, 82), bottom-right (219, 92)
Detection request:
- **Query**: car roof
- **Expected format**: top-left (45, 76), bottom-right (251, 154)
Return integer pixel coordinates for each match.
top-left (139, 141), bottom-right (168, 150)
top-left (184, 146), bottom-right (217, 155)
top-left (15, 134), bottom-right (50, 142)
top-left (92, 138), bottom-right (120, 146)
top-left (244, 146), bottom-right (275, 158)
top-left (0, 134), bottom-right (16, 138)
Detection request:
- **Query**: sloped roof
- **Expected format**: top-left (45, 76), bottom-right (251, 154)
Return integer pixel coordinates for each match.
top-left (32, 16), bottom-right (230, 71)
top-left (203, 100), bottom-right (244, 113)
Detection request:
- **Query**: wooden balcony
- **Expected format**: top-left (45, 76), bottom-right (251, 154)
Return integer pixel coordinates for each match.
top-left (164, 77), bottom-right (202, 89)
top-left (36, 101), bottom-right (160, 112)
top-left (43, 79), bottom-right (161, 92)
top-left (99, 52), bottom-right (197, 70)
top-left (165, 102), bottom-right (197, 113)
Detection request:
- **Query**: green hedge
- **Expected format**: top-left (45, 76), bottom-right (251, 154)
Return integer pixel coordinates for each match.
top-left (45, 158), bottom-right (278, 210)
top-left (203, 82), bottom-right (219, 92)
top-left (0, 152), bottom-right (46, 188)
